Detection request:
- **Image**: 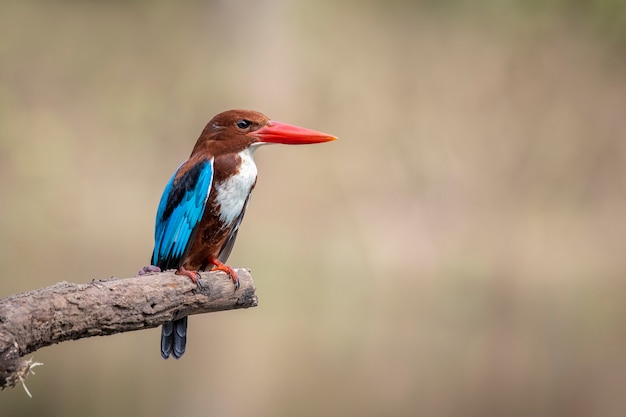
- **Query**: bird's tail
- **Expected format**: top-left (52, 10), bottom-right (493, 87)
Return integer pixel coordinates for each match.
top-left (161, 317), bottom-right (187, 359)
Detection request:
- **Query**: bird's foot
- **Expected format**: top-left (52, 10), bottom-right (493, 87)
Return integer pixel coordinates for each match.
top-left (137, 265), bottom-right (162, 275)
top-left (176, 266), bottom-right (203, 289)
top-left (209, 257), bottom-right (239, 290)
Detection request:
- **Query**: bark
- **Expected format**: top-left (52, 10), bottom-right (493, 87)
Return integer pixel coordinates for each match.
top-left (0, 269), bottom-right (257, 392)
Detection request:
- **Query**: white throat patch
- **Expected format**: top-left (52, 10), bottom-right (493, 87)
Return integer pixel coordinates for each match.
top-left (215, 148), bottom-right (258, 226)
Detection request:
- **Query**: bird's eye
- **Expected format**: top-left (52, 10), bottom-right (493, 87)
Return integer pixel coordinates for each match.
top-left (236, 119), bottom-right (251, 130)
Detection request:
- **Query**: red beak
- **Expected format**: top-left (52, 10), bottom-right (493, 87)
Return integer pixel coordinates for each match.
top-left (254, 121), bottom-right (337, 144)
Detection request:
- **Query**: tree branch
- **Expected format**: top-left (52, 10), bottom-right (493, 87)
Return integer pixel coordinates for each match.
top-left (0, 269), bottom-right (257, 392)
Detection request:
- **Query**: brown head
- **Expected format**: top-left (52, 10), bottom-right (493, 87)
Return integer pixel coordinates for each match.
top-left (191, 109), bottom-right (336, 157)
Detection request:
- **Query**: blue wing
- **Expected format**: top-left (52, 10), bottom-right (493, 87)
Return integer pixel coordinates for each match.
top-left (152, 158), bottom-right (214, 269)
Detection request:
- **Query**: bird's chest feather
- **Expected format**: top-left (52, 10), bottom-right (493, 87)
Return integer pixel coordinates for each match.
top-left (213, 148), bottom-right (258, 226)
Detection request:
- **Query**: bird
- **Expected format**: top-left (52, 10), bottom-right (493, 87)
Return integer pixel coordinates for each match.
top-left (149, 109), bottom-right (336, 359)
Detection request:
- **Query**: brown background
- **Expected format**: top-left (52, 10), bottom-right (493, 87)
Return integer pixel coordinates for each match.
top-left (1, 1), bottom-right (625, 416)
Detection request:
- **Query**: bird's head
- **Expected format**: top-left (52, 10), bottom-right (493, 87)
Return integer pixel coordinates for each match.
top-left (192, 109), bottom-right (336, 156)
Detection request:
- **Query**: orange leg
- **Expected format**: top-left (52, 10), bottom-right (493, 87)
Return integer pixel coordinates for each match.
top-left (209, 256), bottom-right (239, 290)
top-left (176, 265), bottom-right (202, 287)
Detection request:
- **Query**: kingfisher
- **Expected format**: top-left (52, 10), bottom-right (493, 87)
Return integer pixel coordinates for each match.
top-left (149, 109), bottom-right (336, 359)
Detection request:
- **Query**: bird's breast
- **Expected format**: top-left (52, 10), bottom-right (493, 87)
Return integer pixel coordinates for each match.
top-left (214, 148), bottom-right (258, 226)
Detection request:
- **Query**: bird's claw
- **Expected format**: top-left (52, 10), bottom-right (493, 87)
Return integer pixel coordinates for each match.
top-left (194, 272), bottom-right (205, 290)
top-left (216, 268), bottom-right (239, 291)
top-left (208, 257), bottom-right (239, 291)
top-left (176, 267), bottom-right (203, 289)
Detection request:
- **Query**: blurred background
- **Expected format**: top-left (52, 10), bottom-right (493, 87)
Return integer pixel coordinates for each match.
top-left (1, 0), bottom-right (626, 416)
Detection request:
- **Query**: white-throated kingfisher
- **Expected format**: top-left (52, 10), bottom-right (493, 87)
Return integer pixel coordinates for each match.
top-left (149, 109), bottom-right (336, 359)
